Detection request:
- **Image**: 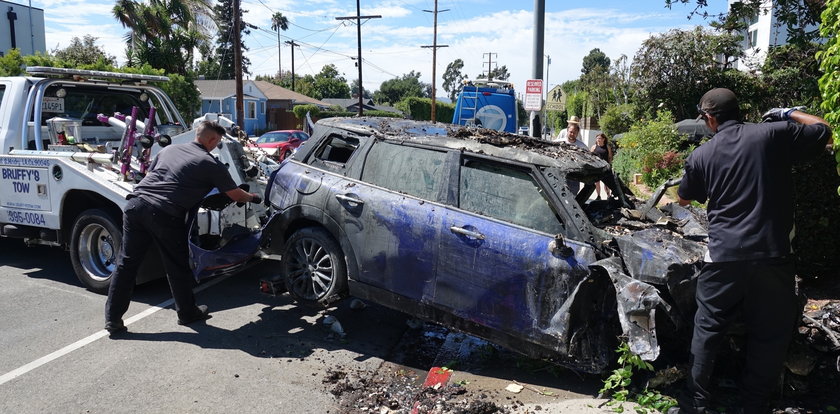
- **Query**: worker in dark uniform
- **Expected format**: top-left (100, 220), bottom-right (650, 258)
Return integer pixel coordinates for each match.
top-left (675, 88), bottom-right (832, 413)
top-left (105, 121), bottom-right (261, 335)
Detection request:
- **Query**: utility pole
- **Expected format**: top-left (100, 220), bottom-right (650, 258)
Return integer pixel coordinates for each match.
top-left (422, 1), bottom-right (449, 122)
top-left (483, 52), bottom-right (497, 80)
top-left (284, 40), bottom-right (300, 91)
top-left (530, 0), bottom-right (545, 139)
top-left (543, 54), bottom-right (550, 139)
top-left (337, 2), bottom-right (381, 116)
top-left (233, 0), bottom-right (244, 130)
top-left (276, 32), bottom-right (282, 80)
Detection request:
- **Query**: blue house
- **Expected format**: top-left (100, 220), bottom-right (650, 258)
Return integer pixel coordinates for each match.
top-left (194, 79), bottom-right (268, 135)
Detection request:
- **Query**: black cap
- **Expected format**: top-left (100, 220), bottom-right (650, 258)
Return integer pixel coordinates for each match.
top-left (696, 88), bottom-right (739, 120)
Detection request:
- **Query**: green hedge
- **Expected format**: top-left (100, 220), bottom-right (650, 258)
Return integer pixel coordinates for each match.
top-left (396, 97), bottom-right (455, 122)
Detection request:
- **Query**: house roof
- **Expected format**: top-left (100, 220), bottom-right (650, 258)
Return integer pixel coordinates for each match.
top-left (252, 80), bottom-right (331, 107)
top-left (322, 98), bottom-right (375, 109)
top-left (194, 79), bottom-right (268, 100)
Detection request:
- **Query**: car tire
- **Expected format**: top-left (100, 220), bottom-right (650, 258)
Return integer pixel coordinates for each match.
top-left (281, 149), bottom-right (292, 161)
top-left (70, 209), bottom-right (121, 294)
top-left (282, 227), bottom-right (347, 307)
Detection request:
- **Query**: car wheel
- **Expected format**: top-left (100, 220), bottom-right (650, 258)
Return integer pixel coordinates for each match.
top-left (281, 149), bottom-right (292, 161)
top-left (70, 209), bottom-right (121, 294)
top-left (282, 227), bottom-right (347, 307)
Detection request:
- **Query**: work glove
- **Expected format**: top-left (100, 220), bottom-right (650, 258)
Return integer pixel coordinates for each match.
top-left (250, 194), bottom-right (262, 204)
top-left (762, 106), bottom-right (806, 122)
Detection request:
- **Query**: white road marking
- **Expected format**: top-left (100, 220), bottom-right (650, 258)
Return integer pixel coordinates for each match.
top-left (0, 275), bottom-right (231, 386)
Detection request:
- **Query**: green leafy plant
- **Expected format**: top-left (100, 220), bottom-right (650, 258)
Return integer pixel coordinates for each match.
top-left (600, 341), bottom-right (677, 413)
top-left (612, 111), bottom-right (687, 188)
top-left (817, 0), bottom-right (840, 194)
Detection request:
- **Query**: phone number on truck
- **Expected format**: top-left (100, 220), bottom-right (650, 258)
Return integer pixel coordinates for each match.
top-left (6, 210), bottom-right (47, 226)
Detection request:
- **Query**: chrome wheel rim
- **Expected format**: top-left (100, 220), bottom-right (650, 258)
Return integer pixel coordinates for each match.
top-left (78, 223), bottom-right (117, 282)
top-left (287, 237), bottom-right (334, 300)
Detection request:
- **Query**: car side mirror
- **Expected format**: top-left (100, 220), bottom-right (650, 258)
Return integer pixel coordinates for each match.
top-left (549, 234), bottom-right (574, 258)
top-left (289, 138), bottom-right (300, 144)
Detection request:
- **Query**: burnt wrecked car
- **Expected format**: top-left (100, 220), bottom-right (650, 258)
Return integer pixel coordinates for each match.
top-left (262, 117), bottom-right (708, 373)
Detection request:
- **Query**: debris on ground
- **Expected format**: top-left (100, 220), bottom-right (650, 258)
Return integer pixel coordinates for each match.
top-left (504, 384), bottom-right (524, 394)
top-left (327, 367), bottom-right (511, 414)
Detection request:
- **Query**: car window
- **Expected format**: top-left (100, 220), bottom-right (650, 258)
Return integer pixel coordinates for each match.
top-left (259, 132), bottom-right (290, 143)
top-left (362, 142), bottom-right (447, 201)
top-left (294, 132), bottom-right (309, 141)
top-left (313, 134), bottom-right (360, 166)
top-left (459, 159), bottom-right (564, 234)
top-left (40, 84), bottom-right (151, 126)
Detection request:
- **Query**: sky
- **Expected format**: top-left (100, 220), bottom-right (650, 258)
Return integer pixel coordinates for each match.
top-left (30, 0), bottom-right (729, 99)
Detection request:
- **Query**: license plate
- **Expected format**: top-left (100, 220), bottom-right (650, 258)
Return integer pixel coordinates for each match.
top-left (41, 97), bottom-right (64, 113)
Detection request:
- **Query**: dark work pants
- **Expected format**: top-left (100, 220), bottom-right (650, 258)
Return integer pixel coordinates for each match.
top-left (688, 258), bottom-right (798, 414)
top-left (105, 197), bottom-right (198, 324)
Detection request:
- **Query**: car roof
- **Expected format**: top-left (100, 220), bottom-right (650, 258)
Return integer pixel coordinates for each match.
top-left (317, 117), bottom-right (608, 176)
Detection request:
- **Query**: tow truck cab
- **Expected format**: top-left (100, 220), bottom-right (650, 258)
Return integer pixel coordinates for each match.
top-left (0, 67), bottom-right (268, 293)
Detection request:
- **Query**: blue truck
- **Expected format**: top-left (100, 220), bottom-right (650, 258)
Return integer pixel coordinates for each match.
top-left (452, 80), bottom-right (517, 133)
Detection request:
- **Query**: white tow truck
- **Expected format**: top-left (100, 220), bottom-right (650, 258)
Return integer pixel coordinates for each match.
top-left (0, 67), bottom-right (273, 293)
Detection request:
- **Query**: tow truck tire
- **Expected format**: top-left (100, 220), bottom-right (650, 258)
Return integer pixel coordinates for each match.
top-left (282, 227), bottom-right (347, 308)
top-left (70, 209), bottom-right (121, 294)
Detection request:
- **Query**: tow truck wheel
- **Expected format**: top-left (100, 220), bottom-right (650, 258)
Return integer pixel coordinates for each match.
top-left (282, 227), bottom-right (347, 307)
top-left (70, 209), bottom-right (121, 294)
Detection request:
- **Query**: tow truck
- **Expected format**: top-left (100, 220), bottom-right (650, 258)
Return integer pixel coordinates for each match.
top-left (0, 67), bottom-right (274, 293)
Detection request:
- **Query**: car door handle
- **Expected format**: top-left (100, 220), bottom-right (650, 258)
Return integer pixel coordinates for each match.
top-left (335, 193), bottom-right (364, 206)
top-left (449, 226), bottom-right (485, 240)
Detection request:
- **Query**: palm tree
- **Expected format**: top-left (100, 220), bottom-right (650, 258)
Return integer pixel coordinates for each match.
top-left (112, 0), bottom-right (214, 74)
top-left (271, 12), bottom-right (289, 80)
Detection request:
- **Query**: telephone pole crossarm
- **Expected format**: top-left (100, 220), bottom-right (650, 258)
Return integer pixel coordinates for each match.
top-left (422, 2), bottom-right (449, 122)
top-left (284, 40), bottom-right (301, 91)
top-left (336, 3), bottom-right (382, 116)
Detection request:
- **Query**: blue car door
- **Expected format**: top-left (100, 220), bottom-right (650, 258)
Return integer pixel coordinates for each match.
top-left (325, 141), bottom-right (450, 300)
top-left (435, 157), bottom-right (595, 340)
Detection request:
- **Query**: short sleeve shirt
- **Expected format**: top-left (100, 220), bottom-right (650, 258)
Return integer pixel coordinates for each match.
top-left (562, 136), bottom-right (589, 150)
top-left (678, 119), bottom-right (830, 262)
top-left (132, 142), bottom-right (238, 217)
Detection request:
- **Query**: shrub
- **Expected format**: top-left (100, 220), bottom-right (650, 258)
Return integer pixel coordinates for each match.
top-left (398, 97), bottom-right (455, 121)
top-left (612, 111), bottom-right (687, 188)
top-left (599, 103), bottom-right (638, 137)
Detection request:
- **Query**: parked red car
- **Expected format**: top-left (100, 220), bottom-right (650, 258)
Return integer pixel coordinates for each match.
top-left (251, 130), bottom-right (310, 161)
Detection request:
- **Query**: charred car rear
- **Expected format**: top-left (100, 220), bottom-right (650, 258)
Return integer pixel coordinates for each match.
top-left (264, 117), bottom-right (708, 373)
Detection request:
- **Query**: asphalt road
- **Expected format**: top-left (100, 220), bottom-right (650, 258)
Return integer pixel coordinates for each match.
top-left (0, 238), bottom-right (603, 414)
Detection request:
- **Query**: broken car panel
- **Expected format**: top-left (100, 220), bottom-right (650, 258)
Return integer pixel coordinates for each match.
top-left (261, 117), bottom-right (708, 373)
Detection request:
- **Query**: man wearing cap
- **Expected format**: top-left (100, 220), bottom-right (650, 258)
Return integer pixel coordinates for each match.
top-left (675, 88), bottom-right (832, 413)
top-left (555, 116), bottom-right (589, 150)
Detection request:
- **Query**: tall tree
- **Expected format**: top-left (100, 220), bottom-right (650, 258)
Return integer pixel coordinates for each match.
top-left (631, 27), bottom-right (743, 119)
top-left (350, 78), bottom-right (372, 99)
top-left (311, 64), bottom-right (351, 99)
top-left (581, 48), bottom-right (610, 75)
top-left (271, 12), bottom-right (289, 79)
top-left (373, 71), bottom-right (429, 105)
top-left (476, 65), bottom-right (510, 81)
top-left (442, 58), bottom-right (467, 101)
top-left (211, 0), bottom-right (251, 79)
top-left (52, 35), bottom-right (116, 66)
top-left (580, 49), bottom-right (613, 118)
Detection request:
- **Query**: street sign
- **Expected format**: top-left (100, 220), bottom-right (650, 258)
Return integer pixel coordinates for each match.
top-left (524, 79), bottom-right (543, 111)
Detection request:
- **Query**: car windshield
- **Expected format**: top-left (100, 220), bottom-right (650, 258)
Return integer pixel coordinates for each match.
top-left (258, 132), bottom-right (293, 144)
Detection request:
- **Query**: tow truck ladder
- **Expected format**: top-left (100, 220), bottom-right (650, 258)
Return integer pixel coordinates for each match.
top-left (455, 82), bottom-right (479, 126)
